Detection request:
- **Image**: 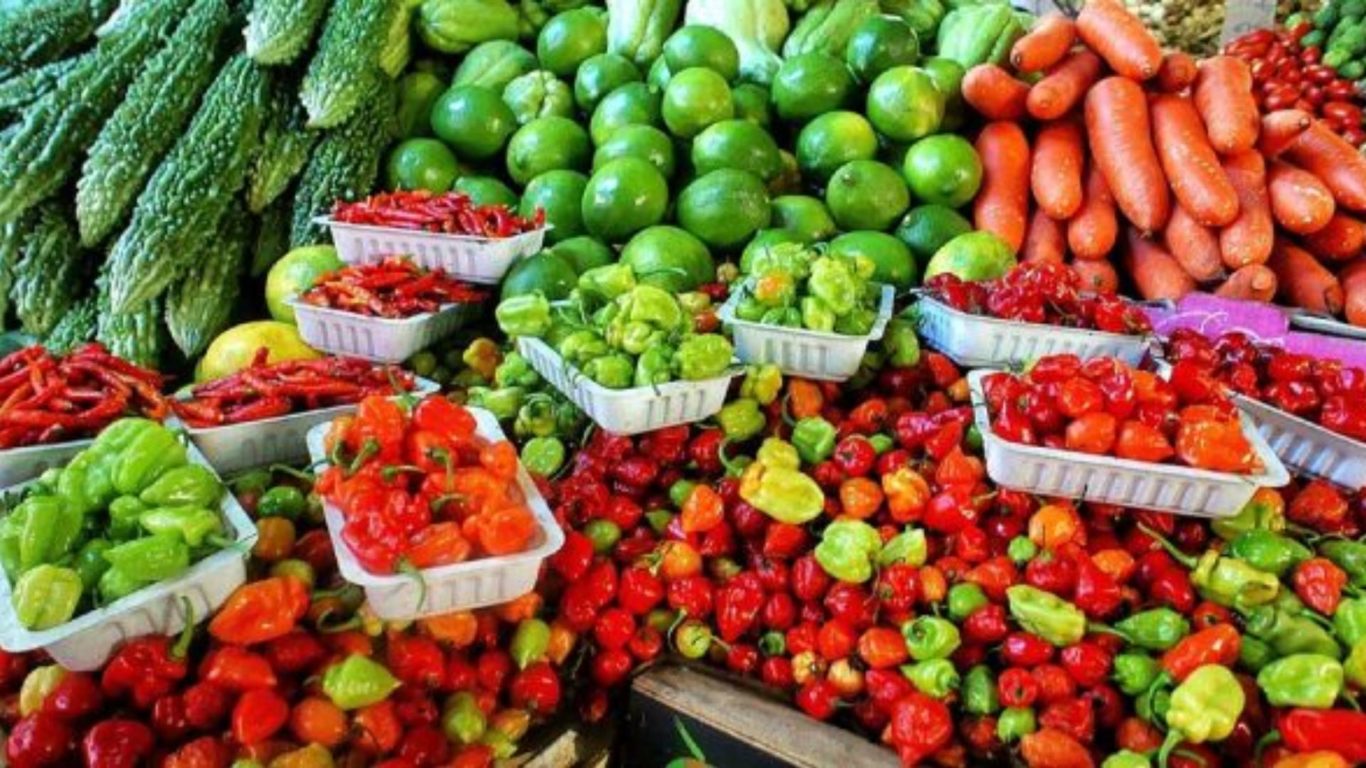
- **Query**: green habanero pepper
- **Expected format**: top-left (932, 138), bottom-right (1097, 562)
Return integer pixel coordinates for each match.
top-left (677, 292), bottom-right (711, 316)
top-left (868, 433), bottom-right (893, 454)
top-left (11, 564), bottom-right (81, 630)
top-left (231, 468), bottom-right (272, 496)
top-left (443, 691), bottom-right (486, 744)
top-left (749, 242), bottom-right (814, 279)
top-left (1256, 654), bottom-right (1344, 708)
top-left (1238, 635), bottom-right (1276, 673)
top-left (73, 539), bottom-right (112, 592)
top-left (997, 706), bottom-right (1036, 743)
top-left (1143, 525), bottom-right (1279, 609)
top-left (1211, 488), bottom-right (1285, 543)
top-left (878, 527), bottom-right (927, 568)
top-left (735, 294), bottom-right (768, 322)
top-left (0, 532), bottom-right (20, 581)
top-left (257, 486), bottom-right (306, 520)
top-left (465, 386), bottom-right (524, 422)
top-left (808, 256), bottom-right (858, 315)
top-left (1320, 538), bottom-right (1366, 588)
top-left (107, 496), bottom-right (146, 541)
top-left (1158, 665), bottom-right (1245, 766)
top-left (1345, 640), bottom-right (1366, 689)
top-left (740, 364), bottom-right (782, 405)
top-left (138, 507), bottom-right (224, 548)
top-left (618, 321), bottom-right (665, 357)
top-left (97, 566), bottom-right (150, 603)
top-left (510, 618), bottom-right (550, 669)
top-left (624, 285), bottom-right (686, 331)
top-left (495, 293), bottom-right (552, 337)
top-left (674, 334), bottom-right (733, 381)
top-left (791, 417), bottom-right (837, 465)
top-left (1113, 652), bottom-right (1162, 696)
top-left (903, 616), bottom-right (961, 661)
top-left (112, 425), bottom-right (187, 496)
top-left (584, 354), bottom-right (635, 389)
top-left (138, 464), bottom-right (221, 509)
top-left (669, 481), bottom-right (697, 510)
top-left (882, 312), bottom-right (921, 368)
top-left (1334, 596), bottom-right (1366, 646)
top-left (814, 519), bottom-right (882, 583)
top-left (1242, 604), bottom-right (1342, 659)
top-left (577, 263), bottom-right (636, 302)
top-left (520, 437), bottom-right (565, 477)
top-left (1102, 751), bottom-right (1152, 768)
top-left (761, 307), bottom-right (802, 328)
top-left (514, 395), bottom-right (558, 439)
top-left (103, 534), bottom-right (190, 582)
top-left (901, 658), bottom-right (959, 699)
top-left (800, 295), bottom-right (836, 333)
top-left (1006, 585), bottom-right (1086, 647)
top-left (947, 583), bottom-right (989, 622)
top-left (1228, 529), bottom-right (1313, 577)
top-left (323, 654), bottom-right (401, 710)
top-left (493, 351), bottom-right (539, 389)
top-left (558, 329), bottom-right (611, 366)
top-left (16, 496), bottom-right (83, 573)
top-left (834, 305), bottom-right (877, 336)
top-left (1137, 685), bottom-right (1171, 724)
top-left (635, 345), bottom-right (675, 388)
top-left (717, 398), bottom-right (766, 441)
top-left (1008, 536), bottom-right (1038, 565)
top-left (962, 665), bottom-right (999, 715)
top-left (1113, 608), bottom-right (1191, 652)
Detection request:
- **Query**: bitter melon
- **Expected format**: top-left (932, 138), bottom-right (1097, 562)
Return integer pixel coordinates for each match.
top-left (247, 80), bottom-right (317, 214)
top-left (0, 58), bottom-right (80, 122)
top-left (252, 194), bottom-right (292, 277)
top-left (43, 294), bottom-right (98, 354)
top-left (291, 81), bottom-right (397, 246)
top-left (244, 0), bottom-right (329, 66)
top-left (165, 202), bottom-right (249, 357)
top-left (95, 269), bottom-right (164, 368)
top-left (0, 0), bottom-right (117, 80)
top-left (105, 54), bottom-right (268, 312)
top-left (0, 215), bottom-right (28, 331)
top-left (299, 0), bottom-right (397, 129)
top-left (10, 203), bottom-right (84, 337)
top-left (76, 0), bottom-right (231, 246)
top-left (0, 0), bottom-right (188, 225)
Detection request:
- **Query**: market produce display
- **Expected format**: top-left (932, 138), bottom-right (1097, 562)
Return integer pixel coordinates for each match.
top-left (299, 257), bottom-right (488, 319)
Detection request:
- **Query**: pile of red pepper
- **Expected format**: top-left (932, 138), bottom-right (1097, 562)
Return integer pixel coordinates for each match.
top-left (0, 343), bottom-right (169, 448)
top-left (316, 395), bottom-right (539, 574)
top-left (982, 353), bottom-right (1261, 472)
top-left (172, 351), bottom-right (416, 428)
top-left (331, 191), bottom-right (544, 238)
top-left (924, 263), bottom-right (1153, 335)
top-left (1164, 328), bottom-right (1366, 441)
top-left (300, 257), bottom-right (489, 319)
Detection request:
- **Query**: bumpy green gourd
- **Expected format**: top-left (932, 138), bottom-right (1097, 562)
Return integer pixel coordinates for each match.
top-left (44, 294), bottom-right (98, 353)
top-left (105, 54), bottom-right (268, 312)
top-left (0, 215), bottom-right (27, 330)
top-left (299, 0), bottom-right (397, 129)
top-left (245, 0), bottom-right (329, 65)
top-left (10, 203), bottom-right (84, 336)
top-left (96, 270), bottom-right (164, 368)
top-left (247, 81), bottom-right (317, 214)
top-left (252, 194), bottom-right (293, 277)
top-left (76, 0), bottom-right (231, 246)
top-left (0, 0), bottom-right (117, 80)
top-left (0, 58), bottom-right (80, 121)
top-left (165, 202), bottom-right (249, 357)
top-left (291, 82), bottom-right (397, 246)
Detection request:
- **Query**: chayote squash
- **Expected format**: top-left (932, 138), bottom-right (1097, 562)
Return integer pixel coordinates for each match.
top-left (934, 3), bottom-right (1025, 69)
top-left (879, 0), bottom-right (945, 42)
top-left (453, 41), bottom-right (538, 91)
top-left (606, 0), bottom-right (683, 68)
top-left (502, 70), bottom-right (574, 124)
top-left (781, 0), bottom-right (878, 58)
top-left (683, 0), bottom-right (790, 85)
top-left (416, 0), bottom-right (520, 54)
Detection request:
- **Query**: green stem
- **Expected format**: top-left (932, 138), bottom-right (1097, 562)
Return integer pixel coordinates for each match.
top-left (1138, 523), bottom-right (1199, 570)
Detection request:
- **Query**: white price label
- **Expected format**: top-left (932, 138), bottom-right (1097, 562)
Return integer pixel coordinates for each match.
top-left (1221, 0), bottom-right (1277, 44)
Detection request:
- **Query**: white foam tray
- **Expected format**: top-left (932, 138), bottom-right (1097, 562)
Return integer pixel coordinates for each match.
top-left (0, 442), bottom-right (256, 670)
top-left (968, 370), bottom-right (1290, 518)
top-left (306, 408), bottom-right (564, 619)
top-left (290, 299), bottom-right (479, 363)
top-left (316, 216), bottom-right (546, 285)
top-left (177, 377), bottom-right (438, 475)
top-left (717, 284), bottom-right (895, 381)
top-left (0, 439), bottom-right (93, 488)
top-left (1232, 393), bottom-right (1366, 488)
top-left (916, 295), bottom-right (1152, 368)
top-left (516, 336), bottom-right (738, 436)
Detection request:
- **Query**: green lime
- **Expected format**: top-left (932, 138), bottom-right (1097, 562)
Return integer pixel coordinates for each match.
top-left (925, 231), bottom-right (1017, 282)
top-left (552, 236), bottom-right (615, 273)
top-left (385, 138), bottom-right (459, 193)
top-left (581, 157), bottom-right (670, 243)
top-left (265, 246), bottom-right (343, 323)
top-left (771, 52), bottom-right (854, 123)
top-left (396, 71), bottom-right (445, 138)
top-left (505, 115), bottom-right (591, 186)
top-left (895, 204), bottom-right (974, 262)
top-left (663, 25), bottom-right (740, 81)
top-left (536, 8), bottom-right (606, 77)
top-left (866, 66), bottom-right (945, 143)
top-left (739, 228), bottom-right (804, 273)
top-left (520, 170), bottom-right (588, 243)
top-left (676, 169), bottom-right (771, 251)
top-left (825, 160), bottom-right (909, 231)
top-left (592, 124), bottom-right (675, 178)
top-left (452, 176), bottom-right (519, 208)
top-left (902, 134), bottom-right (982, 208)
top-left (796, 111), bottom-right (878, 183)
top-left (845, 16), bottom-right (919, 84)
top-left (829, 231), bottom-right (917, 290)
top-left (691, 119), bottom-right (782, 181)
top-left (590, 82), bottom-right (661, 145)
top-left (731, 82), bottom-right (771, 129)
top-left (501, 250), bottom-right (579, 300)
top-left (921, 56), bottom-right (967, 132)
top-left (503, 71), bottom-right (574, 125)
top-left (662, 67), bottom-right (733, 139)
top-left (430, 85), bottom-right (517, 160)
top-left (574, 53), bottom-right (641, 112)
top-left (770, 195), bottom-right (837, 243)
top-left (621, 226), bottom-right (716, 292)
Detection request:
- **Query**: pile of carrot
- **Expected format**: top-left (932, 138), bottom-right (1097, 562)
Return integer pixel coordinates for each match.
top-left (960, 0), bottom-right (1366, 327)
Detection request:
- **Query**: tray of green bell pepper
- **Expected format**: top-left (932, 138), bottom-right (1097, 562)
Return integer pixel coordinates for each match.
top-left (0, 420), bottom-right (256, 672)
top-left (0, 439), bottom-right (94, 491)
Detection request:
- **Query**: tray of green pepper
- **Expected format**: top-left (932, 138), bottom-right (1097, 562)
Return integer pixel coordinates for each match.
top-left (0, 418), bottom-right (256, 671)
top-left (497, 265), bottom-right (740, 435)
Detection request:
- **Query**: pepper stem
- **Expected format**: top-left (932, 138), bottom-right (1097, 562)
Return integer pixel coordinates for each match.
top-left (716, 437), bottom-right (745, 477)
top-left (1253, 730), bottom-right (1281, 768)
top-left (268, 464), bottom-right (316, 482)
top-left (396, 558), bottom-right (428, 613)
top-left (1137, 523), bottom-right (1199, 569)
top-left (380, 464), bottom-right (425, 482)
top-left (1156, 729), bottom-right (1183, 768)
top-left (171, 596), bottom-right (195, 660)
top-left (345, 439), bottom-right (380, 476)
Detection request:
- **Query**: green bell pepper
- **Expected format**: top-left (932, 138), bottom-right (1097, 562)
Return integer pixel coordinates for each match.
top-left (73, 539), bottom-right (112, 592)
top-left (808, 256), bottom-right (858, 315)
top-left (111, 424), bottom-right (186, 496)
top-left (97, 566), bottom-right (150, 603)
top-left (138, 507), bottom-right (224, 548)
top-left (1008, 536), bottom-right (1038, 565)
top-left (1242, 603), bottom-right (1342, 659)
top-left (814, 519), bottom-right (881, 583)
top-left (1334, 596), bottom-right (1366, 646)
top-left (740, 364), bottom-right (782, 405)
top-left (1006, 585), bottom-right (1086, 647)
top-left (997, 707), bottom-right (1036, 743)
top-left (495, 293), bottom-right (553, 337)
top-left (903, 616), bottom-right (961, 661)
top-left (578, 264), bottom-right (636, 302)
top-left (11, 564), bottom-right (81, 630)
top-left (674, 334), bottom-right (733, 381)
top-left (1320, 538), bottom-right (1366, 588)
top-left (16, 496), bottom-right (83, 573)
top-left (635, 345), bottom-right (676, 387)
top-left (1238, 635), bottom-right (1276, 673)
top-left (1211, 489), bottom-right (1285, 542)
top-left (947, 583), bottom-right (989, 622)
top-left (901, 658), bottom-right (959, 699)
top-left (107, 496), bottom-right (146, 541)
top-left (494, 351), bottom-right (539, 389)
top-left (623, 285), bottom-right (684, 331)
top-left (258, 486), bottom-right (306, 520)
top-left (323, 654), bottom-right (401, 710)
top-left (800, 296), bottom-right (836, 332)
top-left (1228, 529), bottom-right (1312, 577)
top-left (1256, 654), bottom-right (1344, 708)
top-left (878, 527), bottom-right (928, 567)
top-left (103, 534), bottom-right (190, 581)
top-left (1158, 664), bottom-right (1245, 766)
top-left (618, 321), bottom-right (665, 357)
top-left (584, 354), bottom-right (635, 389)
top-left (514, 395), bottom-right (558, 439)
top-left (520, 437), bottom-right (565, 477)
top-left (735, 295), bottom-right (768, 322)
top-left (882, 312), bottom-right (921, 368)
top-left (760, 307), bottom-right (802, 328)
top-left (1113, 608), bottom-right (1190, 652)
top-left (1113, 652), bottom-right (1162, 696)
top-left (961, 664), bottom-right (999, 715)
top-left (1345, 640), bottom-right (1366, 689)
top-left (791, 417), bottom-right (837, 465)
top-left (138, 464), bottom-right (221, 509)
top-left (718, 398), bottom-right (766, 442)
top-left (558, 330), bottom-right (610, 366)
top-left (834, 305), bottom-right (877, 336)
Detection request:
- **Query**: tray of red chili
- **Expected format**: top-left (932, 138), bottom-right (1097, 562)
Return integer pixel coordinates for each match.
top-left (306, 396), bottom-right (563, 619)
top-left (171, 352), bottom-right (436, 474)
top-left (317, 191), bottom-right (546, 284)
top-left (0, 344), bottom-right (172, 486)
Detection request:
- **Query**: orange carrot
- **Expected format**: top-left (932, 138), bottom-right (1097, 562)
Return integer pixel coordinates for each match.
top-left (962, 64), bottom-right (1030, 120)
top-left (1068, 164), bottom-right (1119, 260)
top-left (1193, 56), bottom-right (1260, 154)
top-left (973, 121), bottom-right (1032, 254)
top-left (1011, 14), bottom-right (1077, 73)
top-left (1077, 0), bottom-right (1163, 80)
top-left (1284, 121), bottom-right (1366, 212)
top-left (1031, 119), bottom-right (1085, 220)
top-left (1085, 77), bottom-right (1171, 233)
top-left (1341, 258), bottom-right (1366, 326)
top-left (1164, 204), bottom-right (1225, 282)
top-left (1150, 94), bottom-right (1240, 227)
top-left (1258, 110), bottom-right (1314, 158)
top-left (1027, 49), bottom-right (1103, 121)
top-left (1267, 238), bottom-right (1344, 314)
top-left (1023, 207), bottom-right (1067, 263)
top-left (1156, 51), bottom-right (1198, 93)
top-left (1303, 213), bottom-right (1366, 261)
top-left (1070, 257), bottom-right (1120, 293)
top-left (1267, 160), bottom-right (1336, 235)
top-left (1219, 151), bottom-right (1275, 268)
top-left (1125, 228), bottom-right (1196, 300)
top-left (1214, 264), bottom-right (1278, 302)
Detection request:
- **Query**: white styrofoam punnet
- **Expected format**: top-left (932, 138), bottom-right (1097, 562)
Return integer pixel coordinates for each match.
top-left (1232, 394), bottom-right (1366, 488)
top-left (177, 377), bottom-right (439, 475)
top-left (717, 283), bottom-right (895, 381)
top-left (915, 295), bottom-right (1152, 368)
top-left (289, 299), bottom-right (479, 363)
top-left (306, 408), bottom-right (564, 619)
top-left (967, 370), bottom-right (1290, 519)
top-left (315, 216), bottom-right (546, 285)
top-left (0, 442), bottom-right (257, 670)
top-left (0, 439), bottom-right (93, 488)
top-left (516, 337), bottom-right (738, 436)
